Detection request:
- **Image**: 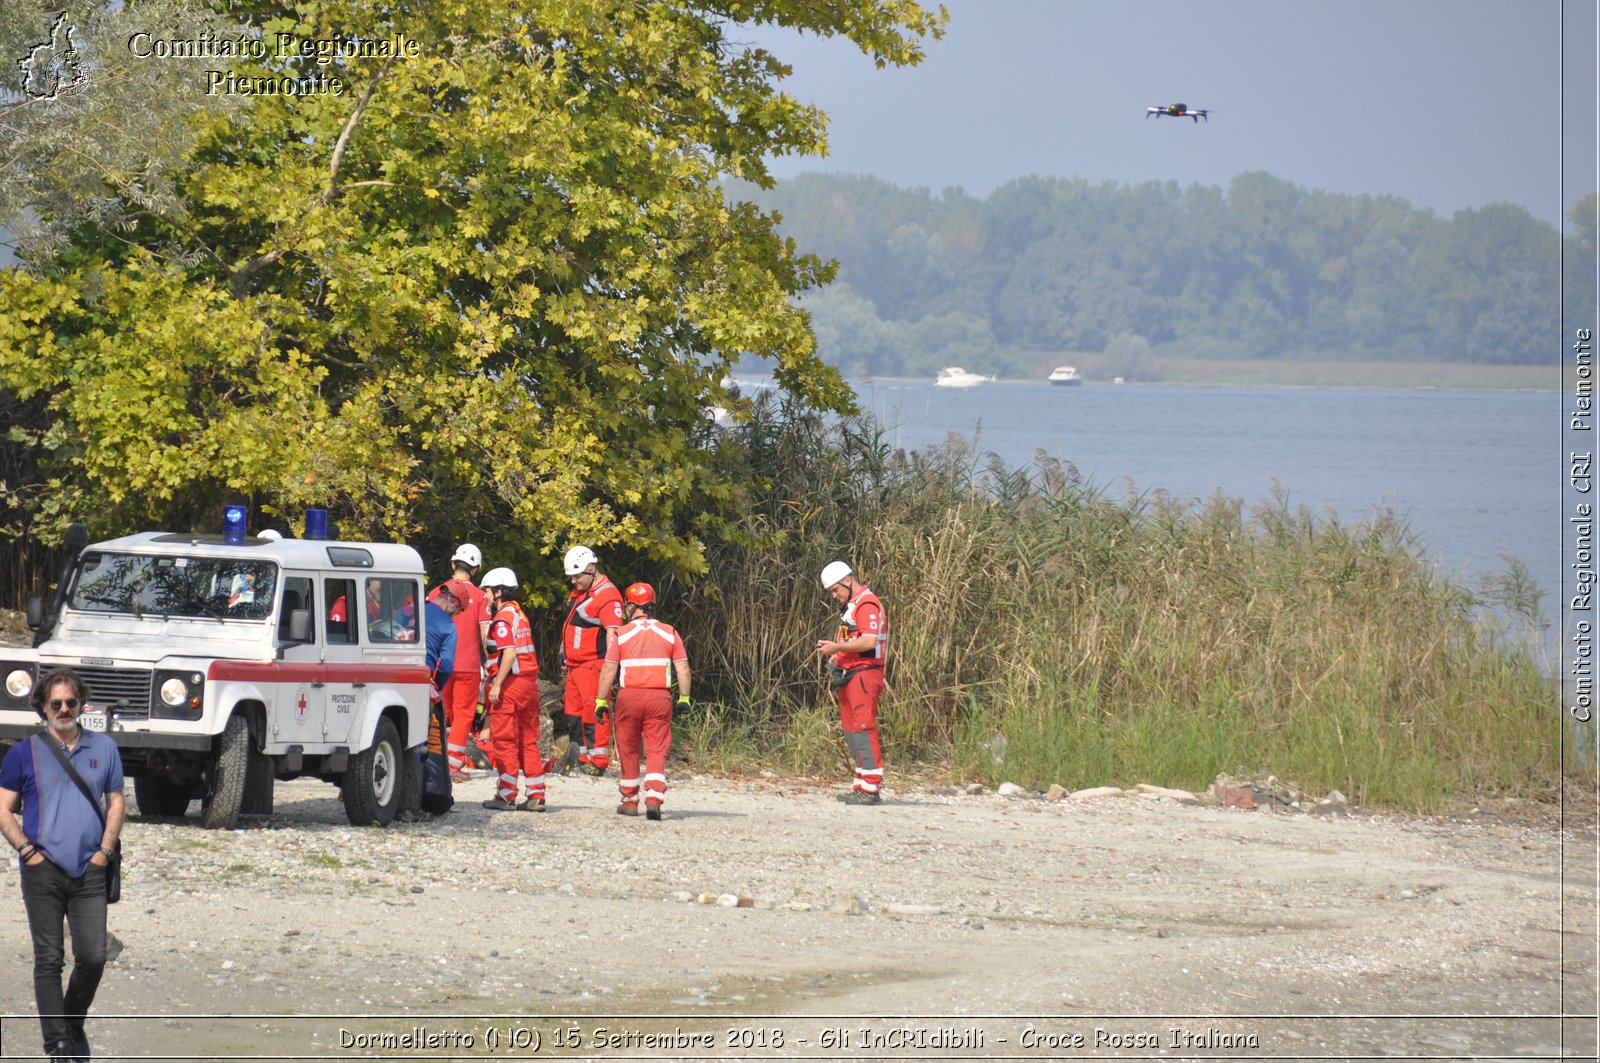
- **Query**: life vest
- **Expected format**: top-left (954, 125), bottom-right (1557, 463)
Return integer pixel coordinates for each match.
top-left (613, 617), bottom-right (682, 689)
top-left (488, 600), bottom-right (539, 678)
top-left (835, 585), bottom-right (887, 671)
top-left (562, 574), bottom-right (624, 664)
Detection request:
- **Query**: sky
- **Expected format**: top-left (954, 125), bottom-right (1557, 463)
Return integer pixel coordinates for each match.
top-left (751, 0), bottom-right (1597, 231)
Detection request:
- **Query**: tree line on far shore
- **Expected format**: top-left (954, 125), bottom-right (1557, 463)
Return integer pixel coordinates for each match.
top-left (740, 173), bottom-right (1593, 381)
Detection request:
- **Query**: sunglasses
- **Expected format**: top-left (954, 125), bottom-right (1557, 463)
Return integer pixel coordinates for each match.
top-left (49, 698), bottom-right (80, 710)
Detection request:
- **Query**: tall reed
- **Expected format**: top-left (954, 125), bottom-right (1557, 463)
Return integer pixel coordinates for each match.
top-left (664, 393), bottom-right (1569, 810)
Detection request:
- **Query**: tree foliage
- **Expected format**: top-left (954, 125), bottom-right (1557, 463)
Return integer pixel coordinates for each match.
top-left (747, 172), bottom-right (1574, 376)
top-left (0, 0), bottom-right (947, 593)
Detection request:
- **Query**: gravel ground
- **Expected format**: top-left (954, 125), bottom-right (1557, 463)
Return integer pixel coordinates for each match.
top-left (0, 765), bottom-right (1593, 1062)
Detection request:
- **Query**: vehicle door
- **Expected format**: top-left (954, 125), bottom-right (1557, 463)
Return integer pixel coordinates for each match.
top-left (272, 574), bottom-right (326, 747)
top-left (321, 575), bottom-right (364, 745)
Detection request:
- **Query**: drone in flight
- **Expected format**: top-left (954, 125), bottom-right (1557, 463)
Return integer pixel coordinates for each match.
top-left (1146, 102), bottom-right (1209, 122)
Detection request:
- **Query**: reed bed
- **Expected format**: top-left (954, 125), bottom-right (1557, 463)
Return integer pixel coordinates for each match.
top-left (666, 393), bottom-right (1568, 811)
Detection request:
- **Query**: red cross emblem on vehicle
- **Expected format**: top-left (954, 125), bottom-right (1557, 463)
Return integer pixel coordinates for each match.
top-left (295, 685), bottom-right (310, 724)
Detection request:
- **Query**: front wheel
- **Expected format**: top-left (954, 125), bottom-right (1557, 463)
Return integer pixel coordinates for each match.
top-left (242, 745), bottom-right (275, 816)
top-left (200, 715), bottom-right (249, 829)
top-left (342, 716), bottom-right (403, 826)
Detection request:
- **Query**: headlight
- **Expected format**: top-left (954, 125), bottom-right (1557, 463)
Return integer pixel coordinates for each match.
top-left (4, 669), bottom-right (33, 699)
top-left (152, 669), bottom-right (205, 719)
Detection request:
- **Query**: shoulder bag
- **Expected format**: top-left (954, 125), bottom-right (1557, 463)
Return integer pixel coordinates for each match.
top-left (34, 734), bottom-right (122, 903)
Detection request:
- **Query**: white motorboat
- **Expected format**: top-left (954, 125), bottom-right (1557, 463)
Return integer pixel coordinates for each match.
top-left (935, 366), bottom-right (995, 388)
top-left (1047, 365), bottom-right (1083, 386)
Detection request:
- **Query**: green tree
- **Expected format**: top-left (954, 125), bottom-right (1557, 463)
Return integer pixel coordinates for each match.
top-left (0, 0), bottom-right (947, 590)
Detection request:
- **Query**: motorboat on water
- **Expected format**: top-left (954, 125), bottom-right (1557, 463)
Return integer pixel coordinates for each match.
top-left (935, 366), bottom-right (995, 388)
top-left (1047, 366), bottom-right (1083, 386)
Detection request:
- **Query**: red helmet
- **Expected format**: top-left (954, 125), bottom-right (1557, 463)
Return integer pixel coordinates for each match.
top-left (624, 582), bottom-right (655, 607)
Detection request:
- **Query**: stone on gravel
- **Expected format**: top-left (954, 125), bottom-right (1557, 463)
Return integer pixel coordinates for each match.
top-left (1071, 786), bottom-right (1124, 800)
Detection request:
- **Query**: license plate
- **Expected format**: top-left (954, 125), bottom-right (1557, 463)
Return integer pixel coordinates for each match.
top-left (80, 713), bottom-right (107, 732)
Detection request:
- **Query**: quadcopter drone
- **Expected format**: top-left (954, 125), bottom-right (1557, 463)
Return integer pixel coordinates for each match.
top-left (1146, 103), bottom-right (1208, 122)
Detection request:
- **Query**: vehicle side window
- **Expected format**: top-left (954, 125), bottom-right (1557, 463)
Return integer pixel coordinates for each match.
top-left (325, 578), bottom-right (357, 644)
top-left (277, 576), bottom-right (314, 643)
top-left (365, 577), bottom-right (419, 643)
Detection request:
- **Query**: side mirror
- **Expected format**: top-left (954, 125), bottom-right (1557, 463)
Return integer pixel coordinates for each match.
top-left (289, 609), bottom-right (311, 643)
top-left (25, 596), bottom-right (43, 630)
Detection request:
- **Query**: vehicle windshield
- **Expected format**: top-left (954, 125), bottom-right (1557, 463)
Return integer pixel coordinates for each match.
top-left (70, 551), bottom-right (278, 621)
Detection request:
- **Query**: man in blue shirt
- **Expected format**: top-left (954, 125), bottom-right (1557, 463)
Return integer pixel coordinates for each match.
top-left (0, 667), bottom-right (125, 1063)
top-left (396, 585), bottom-right (461, 820)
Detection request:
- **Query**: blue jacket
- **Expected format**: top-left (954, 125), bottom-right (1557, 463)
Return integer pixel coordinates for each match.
top-left (423, 601), bottom-right (457, 687)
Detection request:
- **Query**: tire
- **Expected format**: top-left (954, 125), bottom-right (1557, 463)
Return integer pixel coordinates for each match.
top-left (397, 745), bottom-right (423, 816)
top-left (241, 746), bottom-right (275, 816)
top-left (200, 715), bottom-right (249, 830)
top-left (133, 773), bottom-right (192, 818)
top-left (342, 716), bottom-right (403, 826)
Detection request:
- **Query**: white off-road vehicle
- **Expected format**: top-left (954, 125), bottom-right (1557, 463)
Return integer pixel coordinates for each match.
top-left (0, 517), bottom-right (432, 828)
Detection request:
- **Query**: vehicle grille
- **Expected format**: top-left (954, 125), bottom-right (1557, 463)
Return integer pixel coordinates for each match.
top-left (73, 667), bottom-right (155, 720)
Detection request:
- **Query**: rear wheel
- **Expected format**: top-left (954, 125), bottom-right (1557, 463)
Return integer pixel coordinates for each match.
top-left (200, 715), bottom-right (249, 829)
top-left (342, 716), bottom-right (403, 826)
top-left (132, 773), bottom-right (192, 817)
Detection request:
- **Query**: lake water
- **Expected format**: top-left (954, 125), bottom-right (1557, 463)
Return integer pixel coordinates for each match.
top-left (832, 379), bottom-right (1562, 655)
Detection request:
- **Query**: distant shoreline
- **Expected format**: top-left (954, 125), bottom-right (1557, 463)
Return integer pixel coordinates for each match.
top-left (818, 359), bottom-right (1556, 393)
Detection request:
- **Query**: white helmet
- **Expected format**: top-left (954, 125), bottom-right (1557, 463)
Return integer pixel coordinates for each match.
top-left (563, 545), bottom-right (597, 577)
top-left (451, 543), bottom-right (482, 569)
top-left (820, 560), bottom-right (852, 589)
top-left (479, 566), bottom-right (518, 591)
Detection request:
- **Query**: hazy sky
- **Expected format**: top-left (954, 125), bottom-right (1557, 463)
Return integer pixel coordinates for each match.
top-left (752, 0), bottom-right (1597, 230)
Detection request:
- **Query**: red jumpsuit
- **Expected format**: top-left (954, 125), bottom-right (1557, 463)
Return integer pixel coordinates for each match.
top-left (434, 578), bottom-right (489, 779)
top-left (606, 617), bottom-right (688, 814)
top-left (561, 574), bottom-right (625, 771)
top-left (486, 599), bottom-right (547, 806)
top-left (832, 585), bottom-right (887, 796)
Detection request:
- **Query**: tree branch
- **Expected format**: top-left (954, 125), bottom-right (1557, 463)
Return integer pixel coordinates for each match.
top-left (323, 55), bottom-right (399, 206)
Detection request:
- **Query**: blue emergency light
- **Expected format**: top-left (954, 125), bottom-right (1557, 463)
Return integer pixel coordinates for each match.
top-left (304, 507), bottom-right (329, 541)
top-left (223, 505), bottom-right (248, 544)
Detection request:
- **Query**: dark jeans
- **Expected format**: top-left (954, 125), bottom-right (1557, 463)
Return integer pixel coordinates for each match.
top-left (21, 858), bottom-right (108, 1052)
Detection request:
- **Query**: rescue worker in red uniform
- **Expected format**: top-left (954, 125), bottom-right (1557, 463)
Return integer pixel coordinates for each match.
top-left (814, 561), bottom-right (888, 804)
top-left (433, 543), bottom-right (489, 781)
top-left (559, 545), bottom-right (625, 776)
top-left (594, 583), bottom-right (690, 821)
top-left (479, 567), bottom-right (551, 811)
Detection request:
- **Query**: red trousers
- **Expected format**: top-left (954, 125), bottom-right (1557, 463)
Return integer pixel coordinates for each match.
top-left (564, 660), bottom-right (610, 769)
top-left (441, 671), bottom-right (481, 775)
top-left (836, 667), bottom-right (885, 794)
top-left (613, 687), bottom-right (672, 810)
top-left (488, 674), bottom-right (545, 802)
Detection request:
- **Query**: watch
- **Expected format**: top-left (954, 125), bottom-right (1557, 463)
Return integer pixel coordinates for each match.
top-left (96, 846), bottom-right (115, 857)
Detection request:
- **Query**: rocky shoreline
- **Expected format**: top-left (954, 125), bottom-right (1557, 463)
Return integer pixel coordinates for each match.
top-left (0, 764), bottom-right (1591, 1061)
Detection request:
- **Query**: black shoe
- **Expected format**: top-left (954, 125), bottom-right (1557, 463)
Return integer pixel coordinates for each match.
top-left (616, 803), bottom-right (639, 816)
top-left (837, 790), bottom-right (882, 805)
top-left (68, 1029), bottom-right (89, 1062)
top-left (516, 798), bottom-right (546, 812)
top-left (481, 796), bottom-right (517, 811)
top-left (645, 805), bottom-right (662, 821)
